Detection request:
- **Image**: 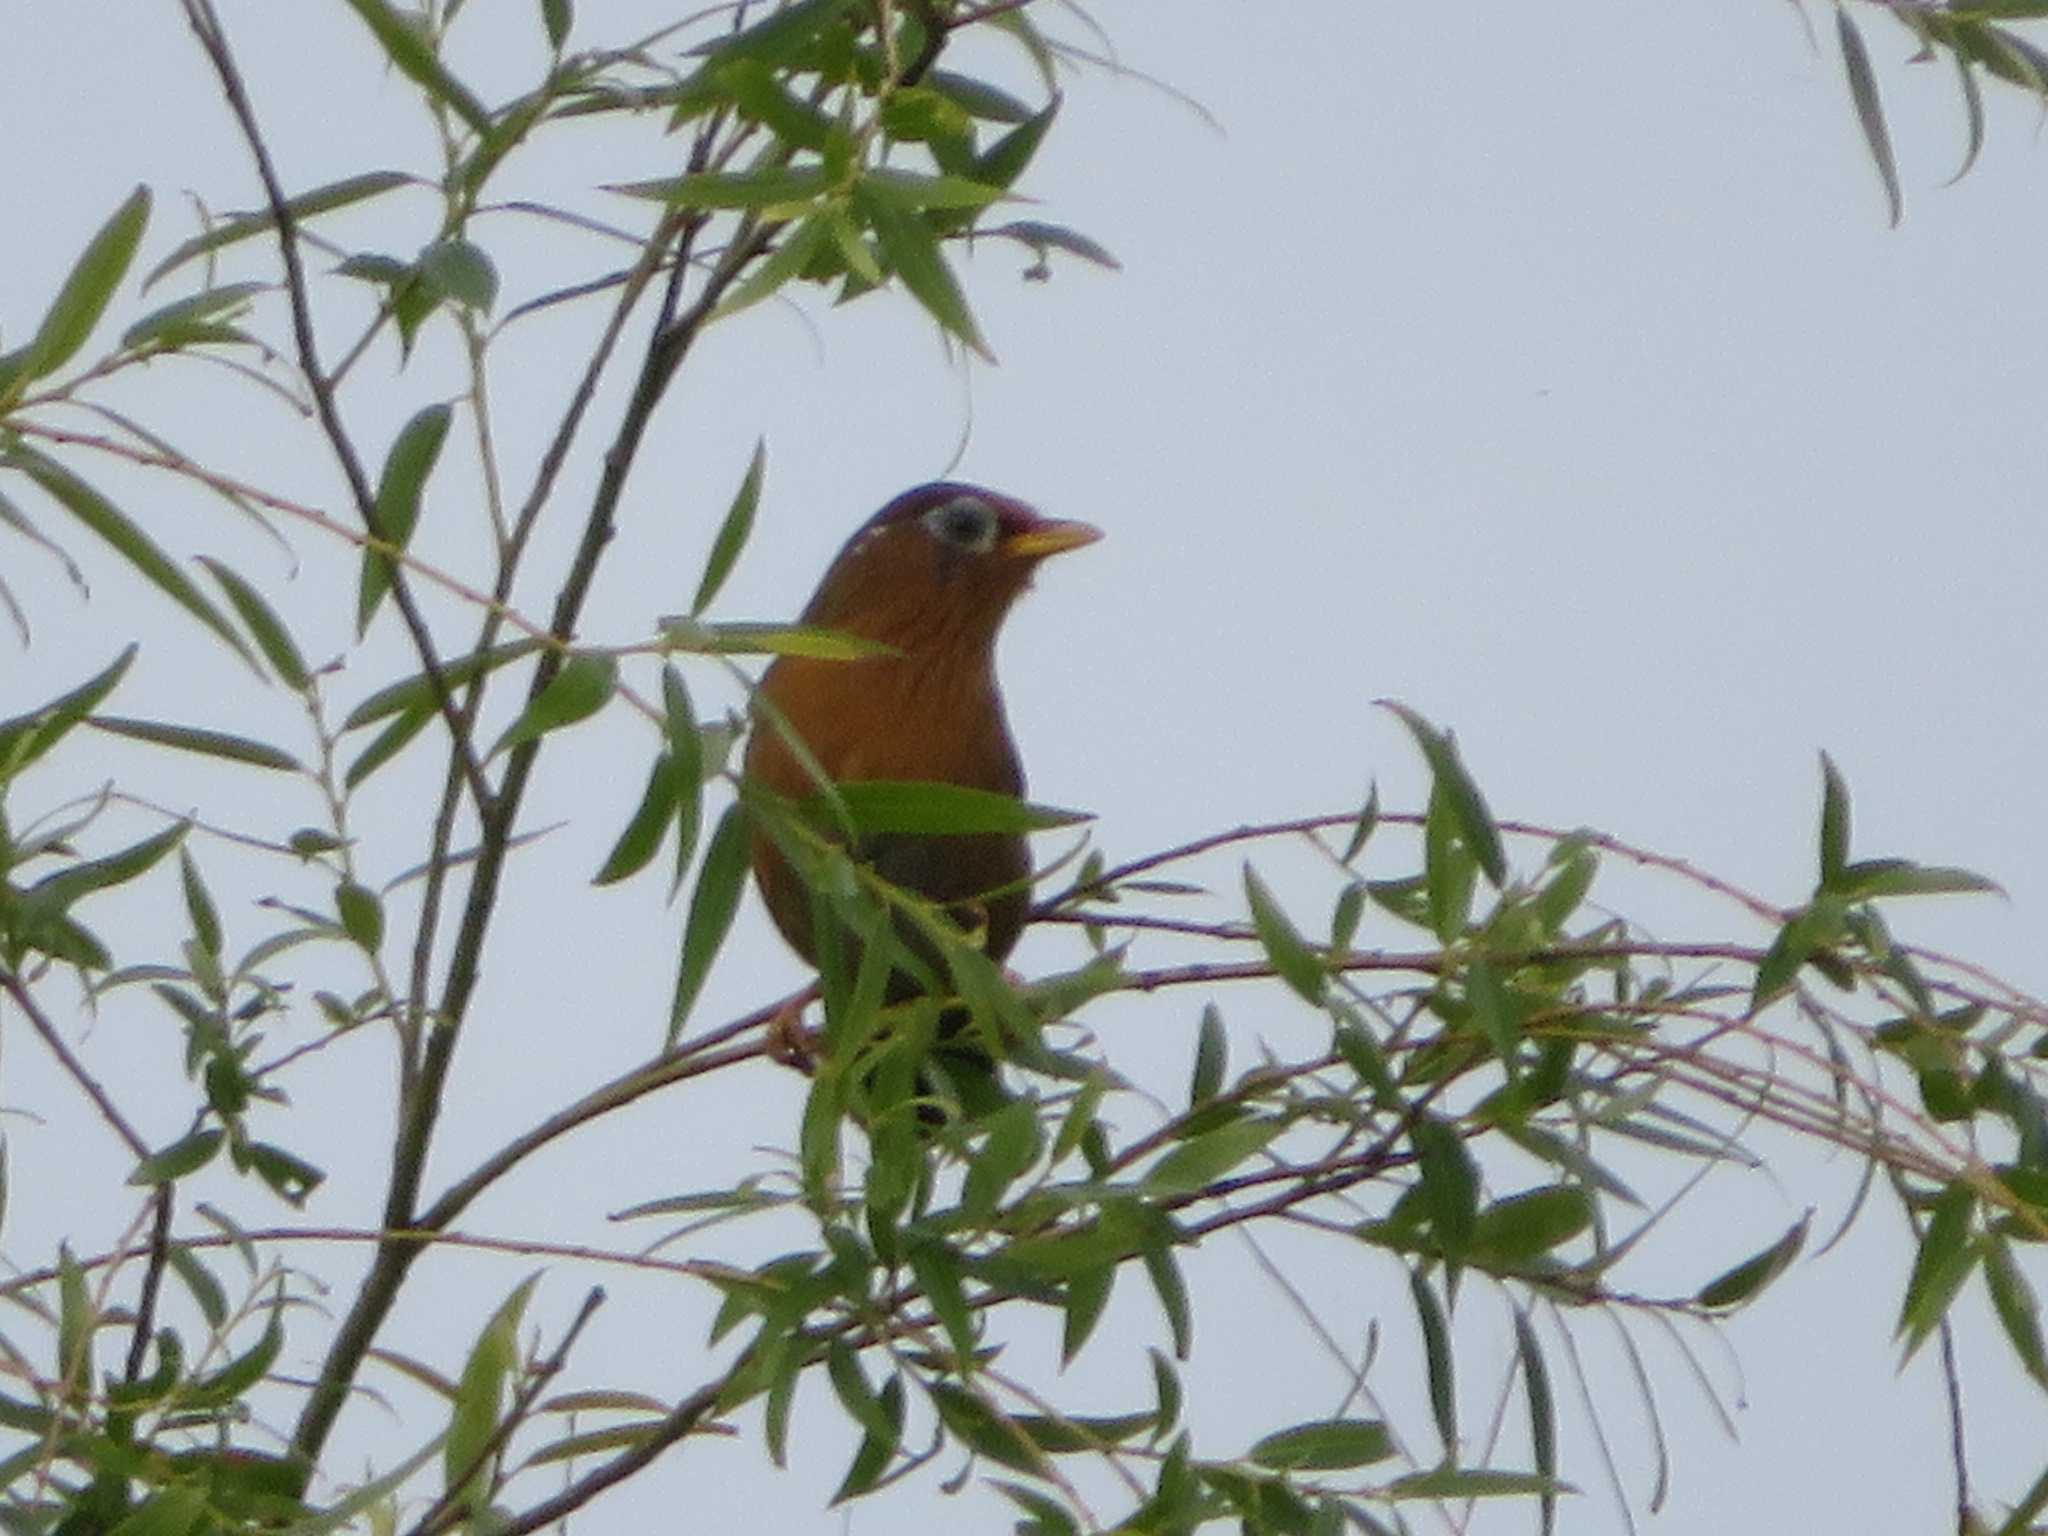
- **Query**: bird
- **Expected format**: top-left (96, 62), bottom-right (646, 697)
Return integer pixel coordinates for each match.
top-left (741, 481), bottom-right (1101, 1121)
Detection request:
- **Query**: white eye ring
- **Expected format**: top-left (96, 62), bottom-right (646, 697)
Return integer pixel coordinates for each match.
top-left (923, 497), bottom-right (998, 553)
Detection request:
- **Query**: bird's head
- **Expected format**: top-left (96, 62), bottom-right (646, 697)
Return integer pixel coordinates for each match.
top-left (801, 482), bottom-right (1101, 653)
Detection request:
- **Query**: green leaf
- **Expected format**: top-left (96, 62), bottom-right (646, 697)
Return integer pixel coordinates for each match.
top-left (691, 440), bottom-right (765, 617)
top-left (1384, 1468), bottom-right (1570, 1500)
top-left (88, 715), bottom-right (302, 772)
top-left (962, 1097), bottom-right (1042, 1220)
top-left (344, 706), bottom-right (432, 790)
top-left (831, 1373), bottom-right (904, 1503)
top-left (340, 0), bottom-right (493, 132)
top-left (147, 171), bottom-right (413, 288)
top-left (828, 780), bottom-right (1091, 837)
top-left (1697, 1210), bottom-right (1810, 1309)
top-left (982, 219), bottom-right (1121, 274)
top-left (1141, 1232), bottom-right (1192, 1359)
top-left (1189, 1003), bottom-right (1225, 1106)
top-left (905, 1237), bottom-right (976, 1364)
top-left (120, 281), bottom-right (264, 352)
top-left (358, 403), bottom-right (453, 634)
top-left (541, 0), bottom-right (571, 49)
top-left (976, 98), bottom-right (1058, 191)
top-left (929, 1382), bottom-right (1043, 1473)
top-left (0, 185), bottom-right (149, 395)
top-left (107, 1482), bottom-right (207, 1536)
top-left (197, 558), bottom-right (310, 689)
top-left (1410, 1268), bottom-right (1456, 1455)
top-left (667, 803), bottom-right (750, 1044)
top-left (335, 882), bottom-right (385, 952)
top-left (698, 0), bottom-right (855, 67)
top-left (22, 821), bottom-right (187, 928)
top-left (245, 1142), bottom-right (323, 1206)
top-left (1834, 859), bottom-right (2003, 900)
top-left (445, 1275), bottom-right (537, 1514)
top-left (1898, 1183), bottom-right (1977, 1359)
top-left (658, 617), bottom-right (895, 659)
top-left (991, 1482), bottom-right (1077, 1536)
top-left (1381, 702), bottom-right (1506, 885)
top-left (1512, 1309), bottom-right (1557, 1533)
top-left (1249, 1419), bottom-right (1395, 1471)
top-left (0, 644), bottom-right (133, 780)
top-left (1469, 1186), bottom-right (1593, 1267)
top-left (664, 665), bottom-right (705, 894)
top-left (184, 1288), bottom-right (283, 1407)
top-left (595, 755), bottom-right (679, 885)
top-left (1984, 1234), bottom-right (2048, 1387)
top-left (1060, 1266), bottom-right (1113, 1365)
top-left (1341, 783), bottom-right (1380, 864)
top-left (612, 167), bottom-right (832, 209)
top-left (418, 237), bottom-right (499, 312)
top-left (718, 58), bottom-right (838, 150)
top-left (7, 447), bottom-right (253, 667)
top-left (1244, 865), bottom-right (1326, 1004)
top-left (924, 69), bottom-right (1038, 124)
top-left (1423, 781), bottom-right (1477, 941)
top-left (1837, 5), bottom-right (1902, 226)
top-left (492, 654), bottom-right (617, 757)
top-left (128, 1129), bottom-right (225, 1186)
top-left (179, 848), bottom-right (222, 956)
top-left (710, 214), bottom-right (835, 323)
top-left (1146, 1117), bottom-right (1280, 1196)
top-left (342, 639), bottom-right (544, 729)
top-left (855, 186), bottom-right (992, 360)
top-left (1818, 751), bottom-right (1850, 888)
top-left (1410, 1117), bottom-right (1479, 1257)
top-left (859, 168), bottom-right (1005, 211)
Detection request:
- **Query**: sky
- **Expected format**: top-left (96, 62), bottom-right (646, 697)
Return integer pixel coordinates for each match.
top-left (3, 2), bottom-right (2047, 1532)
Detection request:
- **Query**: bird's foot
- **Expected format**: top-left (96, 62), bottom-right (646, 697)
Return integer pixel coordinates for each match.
top-left (766, 991), bottom-right (821, 1074)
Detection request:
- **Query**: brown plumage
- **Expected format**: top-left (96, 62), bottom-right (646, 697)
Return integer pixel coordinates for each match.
top-left (742, 482), bottom-right (1100, 1092)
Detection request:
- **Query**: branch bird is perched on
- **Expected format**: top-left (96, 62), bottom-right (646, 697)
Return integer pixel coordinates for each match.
top-left (742, 482), bottom-right (1101, 1109)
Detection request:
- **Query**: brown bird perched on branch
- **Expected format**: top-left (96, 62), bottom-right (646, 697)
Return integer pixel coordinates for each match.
top-left (742, 482), bottom-right (1101, 1114)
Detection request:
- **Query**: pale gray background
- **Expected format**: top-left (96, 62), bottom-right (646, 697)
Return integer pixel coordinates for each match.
top-left (3, 2), bottom-right (2045, 1532)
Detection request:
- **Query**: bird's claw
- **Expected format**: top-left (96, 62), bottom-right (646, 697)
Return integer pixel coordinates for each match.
top-left (766, 996), bottom-right (820, 1074)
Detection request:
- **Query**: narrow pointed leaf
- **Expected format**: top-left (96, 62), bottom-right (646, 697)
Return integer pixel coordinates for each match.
top-left (491, 653), bottom-right (616, 756)
top-left (1383, 702), bottom-right (1505, 885)
top-left (691, 440), bottom-right (765, 617)
top-left (1819, 751), bottom-right (1851, 888)
top-left (667, 803), bottom-right (750, 1044)
top-left (358, 403), bottom-right (453, 634)
top-left (341, 0), bottom-right (493, 132)
top-left (345, 706), bottom-right (432, 789)
top-left (8, 449), bottom-right (252, 667)
top-left (664, 664), bottom-right (705, 892)
top-left (88, 715), bottom-right (301, 772)
top-left (1898, 1183), bottom-right (1977, 1359)
top-left (0, 644), bottom-right (133, 778)
top-left (1244, 865), bottom-right (1326, 1004)
top-left (1249, 1419), bottom-right (1394, 1471)
top-left (856, 187), bottom-right (992, 361)
top-left (1838, 6), bottom-right (1903, 226)
top-left (147, 172), bottom-right (413, 288)
top-left (342, 639), bottom-right (543, 730)
top-left (121, 282), bottom-right (265, 351)
top-left (1698, 1210), bottom-right (1811, 1309)
top-left (197, 558), bottom-right (310, 689)
top-left (0, 185), bottom-right (149, 393)
top-left (594, 754), bottom-right (678, 885)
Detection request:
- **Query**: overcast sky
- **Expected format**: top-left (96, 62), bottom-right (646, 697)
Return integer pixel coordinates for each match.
top-left (4, 3), bottom-right (2046, 1533)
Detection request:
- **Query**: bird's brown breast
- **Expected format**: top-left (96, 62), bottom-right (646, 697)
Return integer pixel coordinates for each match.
top-left (744, 649), bottom-right (1031, 982)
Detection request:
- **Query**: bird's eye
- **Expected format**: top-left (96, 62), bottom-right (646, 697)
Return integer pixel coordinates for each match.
top-left (923, 497), bottom-right (998, 553)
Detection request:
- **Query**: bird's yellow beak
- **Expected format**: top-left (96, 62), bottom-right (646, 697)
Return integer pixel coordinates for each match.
top-left (1002, 518), bottom-right (1103, 560)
